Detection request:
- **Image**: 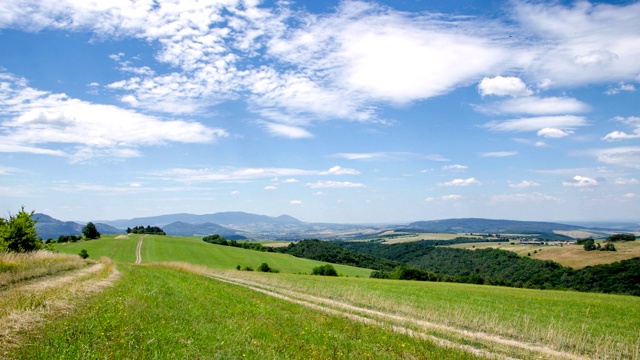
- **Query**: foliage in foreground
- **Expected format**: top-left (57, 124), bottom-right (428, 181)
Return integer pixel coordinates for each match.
top-left (0, 207), bottom-right (43, 253)
top-left (8, 265), bottom-right (480, 360)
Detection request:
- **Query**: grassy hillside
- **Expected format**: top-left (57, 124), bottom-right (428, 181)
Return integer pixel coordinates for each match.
top-left (7, 264), bottom-right (480, 360)
top-left (53, 235), bottom-right (372, 277)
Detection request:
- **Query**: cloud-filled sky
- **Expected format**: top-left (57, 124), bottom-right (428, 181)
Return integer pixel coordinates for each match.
top-left (1, 0), bottom-right (639, 223)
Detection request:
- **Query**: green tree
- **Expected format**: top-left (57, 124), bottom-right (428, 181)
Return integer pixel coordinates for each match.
top-left (79, 249), bottom-right (89, 259)
top-left (82, 222), bottom-right (100, 240)
top-left (312, 264), bottom-right (338, 276)
top-left (0, 207), bottom-right (43, 252)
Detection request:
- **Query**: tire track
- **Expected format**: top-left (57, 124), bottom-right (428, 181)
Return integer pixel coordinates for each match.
top-left (135, 236), bottom-right (145, 264)
top-left (204, 271), bottom-right (586, 360)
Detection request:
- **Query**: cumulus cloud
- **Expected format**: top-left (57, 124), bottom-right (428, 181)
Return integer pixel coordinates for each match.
top-left (439, 178), bottom-right (480, 186)
top-left (508, 180), bottom-right (540, 188)
top-left (478, 76), bottom-right (532, 97)
top-left (260, 122), bottom-right (314, 139)
top-left (0, 72), bottom-right (224, 162)
top-left (443, 164), bottom-right (468, 171)
top-left (331, 152), bottom-right (448, 162)
top-left (264, 185), bottom-right (277, 190)
top-left (306, 180), bottom-right (366, 189)
top-left (537, 128), bottom-right (573, 138)
top-left (320, 166), bottom-right (360, 175)
top-left (593, 146), bottom-right (640, 168)
top-left (605, 83), bottom-right (636, 95)
top-left (484, 115), bottom-right (587, 133)
top-left (290, 200), bottom-right (303, 205)
top-left (603, 116), bottom-right (640, 141)
top-left (154, 167), bottom-right (317, 183)
top-left (562, 175), bottom-right (598, 187)
top-left (441, 194), bottom-right (463, 201)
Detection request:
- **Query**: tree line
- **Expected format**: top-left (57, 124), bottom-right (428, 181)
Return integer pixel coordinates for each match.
top-left (126, 226), bottom-right (166, 235)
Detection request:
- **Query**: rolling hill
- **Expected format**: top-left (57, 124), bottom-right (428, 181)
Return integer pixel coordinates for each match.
top-left (402, 218), bottom-right (582, 236)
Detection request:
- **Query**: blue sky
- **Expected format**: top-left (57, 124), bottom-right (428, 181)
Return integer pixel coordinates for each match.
top-left (1, 0), bottom-right (639, 223)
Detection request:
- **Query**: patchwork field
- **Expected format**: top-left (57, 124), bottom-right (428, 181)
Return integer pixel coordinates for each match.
top-left (449, 240), bottom-right (640, 269)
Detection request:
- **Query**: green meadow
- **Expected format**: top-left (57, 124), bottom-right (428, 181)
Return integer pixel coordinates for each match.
top-left (54, 234), bottom-right (372, 277)
top-left (1, 234), bottom-right (636, 359)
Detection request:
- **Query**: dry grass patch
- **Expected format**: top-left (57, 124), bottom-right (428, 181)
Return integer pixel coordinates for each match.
top-left (0, 257), bottom-right (119, 353)
top-left (0, 250), bottom-right (89, 287)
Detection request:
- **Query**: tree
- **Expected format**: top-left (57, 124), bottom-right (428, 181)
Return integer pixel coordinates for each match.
top-left (312, 264), bottom-right (338, 276)
top-left (82, 222), bottom-right (100, 240)
top-left (79, 249), bottom-right (89, 259)
top-left (0, 207), bottom-right (43, 252)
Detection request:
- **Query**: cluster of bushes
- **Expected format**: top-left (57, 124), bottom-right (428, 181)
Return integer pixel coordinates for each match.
top-left (126, 226), bottom-right (165, 235)
top-left (577, 238), bottom-right (616, 251)
top-left (607, 233), bottom-right (635, 242)
top-left (235, 262), bottom-right (279, 273)
top-left (203, 234), bottom-right (275, 252)
top-left (48, 235), bottom-right (83, 243)
top-left (311, 264), bottom-right (338, 276)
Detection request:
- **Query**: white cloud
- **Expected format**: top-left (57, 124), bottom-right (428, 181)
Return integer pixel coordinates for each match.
top-left (260, 122), bottom-right (314, 139)
top-left (484, 115), bottom-right (588, 133)
top-left (614, 178), bottom-right (639, 185)
top-left (320, 166), bottom-right (360, 175)
top-left (562, 175), bottom-right (598, 187)
top-left (0, 72), bottom-right (224, 162)
top-left (508, 180), bottom-right (540, 188)
top-left (443, 164), bottom-right (467, 171)
top-left (605, 83), bottom-right (636, 95)
top-left (537, 128), bottom-right (573, 138)
top-left (603, 116), bottom-right (640, 141)
top-left (491, 193), bottom-right (560, 203)
top-left (481, 151), bottom-right (517, 157)
top-left (283, 178), bottom-right (299, 183)
top-left (306, 181), bottom-right (365, 189)
top-left (441, 194), bottom-right (463, 201)
top-left (513, 1), bottom-right (640, 86)
top-left (331, 152), bottom-right (448, 162)
top-left (439, 178), bottom-right (480, 187)
top-left (290, 200), bottom-right (303, 205)
top-left (623, 193), bottom-right (637, 198)
top-left (231, 190), bottom-right (240, 195)
top-left (593, 146), bottom-right (640, 168)
top-left (154, 167), bottom-right (317, 183)
top-left (478, 76), bottom-right (532, 97)
top-left (264, 185), bottom-right (277, 190)
top-left (477, 97), bottom-right (590, 115)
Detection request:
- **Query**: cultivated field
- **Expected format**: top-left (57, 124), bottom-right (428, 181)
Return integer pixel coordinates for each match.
top-left (450, 240), bottom-right (640, 269)
top-left (2, 234), bottom-right (638, 359)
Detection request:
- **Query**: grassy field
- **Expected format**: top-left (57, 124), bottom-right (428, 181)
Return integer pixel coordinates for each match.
top-left (0, 250), bottom-right (90, 287)
top-left (5, 234), bottom-right (638, 359)
top-left (54, 235), bottom-right (372, 277)
top-left (212, 270), bottom-right (640, 359)
top-left (449, 240), bottom-right (640, 268)
top-left (7, 264), bottom-right (480, 360)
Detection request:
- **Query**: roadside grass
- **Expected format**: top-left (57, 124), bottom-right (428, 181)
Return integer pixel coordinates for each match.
top-left (53, 234), bottom-right (138, 263)
top-left (55, 235), bottom-right (372, 277)
top-left (0, 251), bottom-right (89, 287)
top-left (449, 240), bottom-right (640, 268)
top-left (0, 257), bottom-right (117, 353)
top-left (9, 264), bottom-right (480, 360)
top-left (218, 270), bottom-right (640, 359)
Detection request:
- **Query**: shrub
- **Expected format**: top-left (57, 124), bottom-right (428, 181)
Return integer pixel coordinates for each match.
top-left (312, 264), bottom-right (338, 276)
top-left (79, 249), bottom-right (89, 259)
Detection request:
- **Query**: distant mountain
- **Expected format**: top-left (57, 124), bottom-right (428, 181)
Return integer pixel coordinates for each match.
top-left (162, 221), bottom-right (247, 239)
top-left (101, 211), bottom-right (303, 229)
top-left (403, 218), bottom-right (582, 236)
top-left (32, 213), bottom-right (124, 240)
